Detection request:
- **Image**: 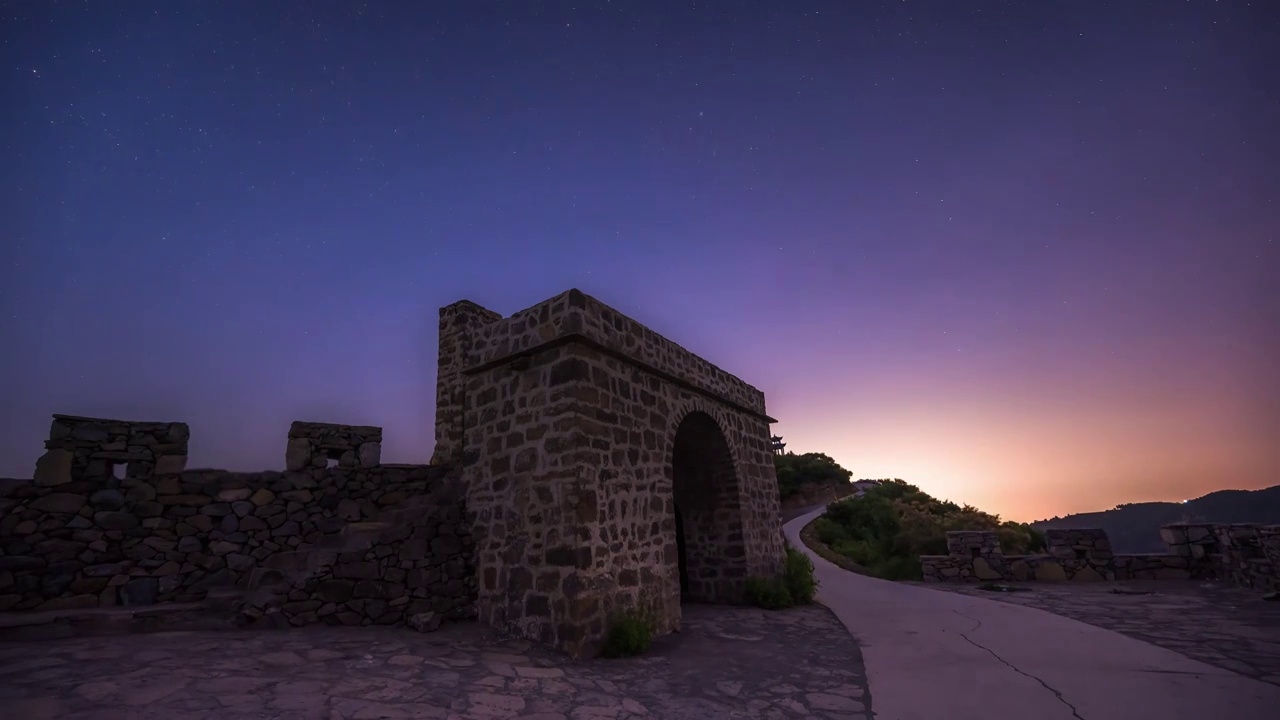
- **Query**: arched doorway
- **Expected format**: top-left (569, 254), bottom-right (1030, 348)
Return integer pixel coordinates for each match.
top-left (671, 411), bottom-right (747, 603)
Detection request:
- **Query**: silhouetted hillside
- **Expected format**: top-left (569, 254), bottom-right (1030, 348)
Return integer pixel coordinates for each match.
top-left (1032, 485), bottom-right (1280, 552)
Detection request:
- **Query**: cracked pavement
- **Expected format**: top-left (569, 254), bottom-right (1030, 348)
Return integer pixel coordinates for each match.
top-left (953, 609), bottom-right (1086, 720)
top-left (921, 577), bottom-right (1280, 685)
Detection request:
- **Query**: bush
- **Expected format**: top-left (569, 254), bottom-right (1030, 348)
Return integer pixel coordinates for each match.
top-left (600, 610), bottom-right (652, 658)
top-left (783, 547), bottom-right (817, 604)
top-left (744, 576), bottom-right (793, 610)
top-left (813, 479), bottom-right (1046, 582)
top-left (745, 548), bottom-right (818, 610)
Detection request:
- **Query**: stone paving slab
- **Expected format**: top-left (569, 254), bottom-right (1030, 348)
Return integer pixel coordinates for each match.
top-left (0, 603), bottom-right (872, 720)
top-left (915, 579), bottom-right (1280, 685)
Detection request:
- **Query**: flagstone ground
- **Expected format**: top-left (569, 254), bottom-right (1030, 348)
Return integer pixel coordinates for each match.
top-left (0, 604), bottom-right (872, 720)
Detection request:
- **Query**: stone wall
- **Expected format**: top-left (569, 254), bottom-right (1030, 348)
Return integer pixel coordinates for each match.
top-left (432, 300), bottom-right (504, 466)
top-left (921, 523), bottom-right (1279, 590)
top-left (1162, 523), bottom-right (1280, 592)
top-left (35, 414), bottom-right (190, 485)
top-left (449, 289), bottom-right (785, 658)
top-left (239, 478), bottom-right (475, 629)
top-left (0, 416), bottom-right (470, 619)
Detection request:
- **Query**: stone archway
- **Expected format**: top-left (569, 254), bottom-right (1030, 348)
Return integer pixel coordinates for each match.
top-left (671, 410), bottom-right (747, 603)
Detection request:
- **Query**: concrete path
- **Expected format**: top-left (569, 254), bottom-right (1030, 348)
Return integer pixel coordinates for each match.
top-left (784, 506), bottom-right (1280, 720)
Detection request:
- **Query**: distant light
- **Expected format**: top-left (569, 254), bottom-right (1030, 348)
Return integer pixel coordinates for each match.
top-left (1181, 500), bottom-right (1189, 504)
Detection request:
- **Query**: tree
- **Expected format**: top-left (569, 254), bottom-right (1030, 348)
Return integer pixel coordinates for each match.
top-left (774, 452), bottom-right (853, 499)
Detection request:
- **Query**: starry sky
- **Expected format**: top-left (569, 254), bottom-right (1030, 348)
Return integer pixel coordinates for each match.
top-left (2, 1), bottom-right (1277, 522)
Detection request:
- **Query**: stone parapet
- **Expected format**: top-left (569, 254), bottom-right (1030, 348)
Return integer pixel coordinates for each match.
top-left (36, 415), bottom-right (190, 486)
top-left (1, 415), bottom-right (461, 615)
top-left (921, 523), bottom-right (1278, 591)
top-left (459, 289), bottom-right (769, 416)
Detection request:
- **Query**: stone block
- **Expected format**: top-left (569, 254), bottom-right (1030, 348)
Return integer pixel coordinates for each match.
top-left (1071, 565), bottom-right (1105, 582)
top-left (972, 557), bottom-right (1003, 581)
top-left (358, 442), bottom-right (381, 468)
top-left (218, 488), bottom-right (253, 502)
top-left (1033, 562), bottom-right (1067, 581)
top-left (34, 449), bottom-right (73, 486)
top-left (89, 489), bottom-right (126, 510)
top-left (154, 455), bottom-right (188, 475)
top-left (31, 492), bottom-right (87, 514)
top-left (285, 438), bottom-right (312, 471)
top-left (94, 511), bottom-right (139, 530)
top-left (120, 577), bottom-right (159, 606)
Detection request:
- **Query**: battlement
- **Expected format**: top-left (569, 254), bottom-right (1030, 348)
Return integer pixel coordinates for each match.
top-left (35, 414), bottom-right (191, 486)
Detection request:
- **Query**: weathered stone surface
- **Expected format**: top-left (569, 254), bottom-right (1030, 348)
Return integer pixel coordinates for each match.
top-left (31, 493), bottom-right (87, 514)
top-left (921, 523), bottom-right (1275, 591)
top-left (93, 511), bottom-right (138, 530)
top-left (218, 488), bottom-right (253, 502)
top-left (443, 290), bottom-right (784, 658)
top-left (285, 438), bottom-right (312, 472)
top-left (358, 442), bottom-right (381, 468)
top-left (120, 577), bottom-right (158, 606)
top-left (154, 455), bottom-right (187, 475)
top-left (34, 449), bottom-right (74, 486)
top-left (89, 489), bottom-right (126, 510)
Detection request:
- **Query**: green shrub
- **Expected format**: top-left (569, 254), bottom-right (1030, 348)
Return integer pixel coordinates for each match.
top-left (783, 548), bottom-right (817, 604)
top-left (813, 518), bottom-right (849, 546)
top-left (600, 611), bottom-right (652, 658)
top-left (813, 479), bottom-right (1045, 582)
top-left (744, 576), bottom-right (793, 610)
top-left (744, 549), bottom-right (817, 610)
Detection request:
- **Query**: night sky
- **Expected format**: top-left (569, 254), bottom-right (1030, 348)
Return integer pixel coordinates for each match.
top-left (2, 1), bottom-right (1277, 522)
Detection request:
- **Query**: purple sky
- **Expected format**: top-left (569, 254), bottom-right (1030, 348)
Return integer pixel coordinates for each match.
top-left (2, 1), bottom-right (1277, 521)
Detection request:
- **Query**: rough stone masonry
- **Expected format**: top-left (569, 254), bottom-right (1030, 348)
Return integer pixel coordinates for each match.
top-left (435, 289), bottom-right (787, 657)
top-left (0, 288), bottom-right (788, 659)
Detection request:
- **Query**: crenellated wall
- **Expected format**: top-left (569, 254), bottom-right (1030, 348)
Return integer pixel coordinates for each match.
top-left (2, 288), bottom-right (785, 658)
top-left (0, 416), bottom-right (474, 621)
top-left (921, 524), bottom-right (1280, 591)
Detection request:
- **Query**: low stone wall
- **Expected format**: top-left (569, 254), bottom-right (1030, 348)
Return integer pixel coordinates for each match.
top-left (921, 524), bottom-right (1279, 590)
top-left (0, 415), bottom-right (468, 616)
top-left (1220, 525), bottom-right (1280, 592)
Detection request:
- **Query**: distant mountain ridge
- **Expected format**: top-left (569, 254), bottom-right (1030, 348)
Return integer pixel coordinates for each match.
top-left (1032, 485), bottom-right (1280, 553)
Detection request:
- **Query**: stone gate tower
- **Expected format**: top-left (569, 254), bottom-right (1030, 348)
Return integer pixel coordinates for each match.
top-left (433, 289), bottom-right (786, 657)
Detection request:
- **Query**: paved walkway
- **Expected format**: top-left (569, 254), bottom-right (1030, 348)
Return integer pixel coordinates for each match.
top-left (0, 603), bottom-right (871, 720)
top-left (917, 578), bottom-right (1280, 684)
top-left (784, 506), bottom-right (1280, 720)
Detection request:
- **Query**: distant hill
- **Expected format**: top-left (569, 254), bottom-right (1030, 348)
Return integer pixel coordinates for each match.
top-left (1032, 485), bottom-right (1280, 553)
